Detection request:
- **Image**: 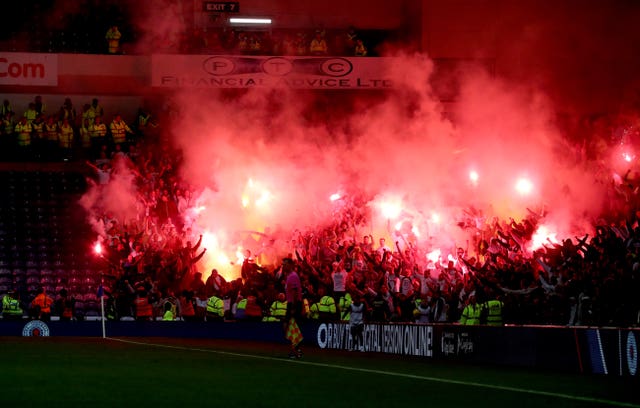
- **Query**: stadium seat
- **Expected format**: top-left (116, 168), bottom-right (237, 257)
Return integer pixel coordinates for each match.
top-left (0, 170), bottom-right (93, 300)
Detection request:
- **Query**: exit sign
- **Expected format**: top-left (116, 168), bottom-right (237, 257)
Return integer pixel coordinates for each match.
top-left (203, 2), bottom-right (239, 12)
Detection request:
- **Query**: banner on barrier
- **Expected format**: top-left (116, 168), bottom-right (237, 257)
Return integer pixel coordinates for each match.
top-left (583, 329), bottom-right (639, 376)
top-left (0, 53), bottom-right (58, 86)
top-left (151, 55), bottom-right (395, 89)
top-left (316, 323), bottom-right (433, 357)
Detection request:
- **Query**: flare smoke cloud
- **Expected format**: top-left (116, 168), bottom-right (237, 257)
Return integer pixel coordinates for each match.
top-left (72, 0), bottom-right (640, 278)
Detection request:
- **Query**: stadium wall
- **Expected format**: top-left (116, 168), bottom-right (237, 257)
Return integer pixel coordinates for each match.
top-left (0, 52), bottom-right (478, 120)
top-left (2, 319), bottom-right (638, 376)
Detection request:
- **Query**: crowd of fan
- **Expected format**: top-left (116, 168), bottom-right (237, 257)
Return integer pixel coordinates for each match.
top-left (3, 0), bottom-right (380, 57)
top-left (0, 95), bottom-right (156, 162)
top-left (156, 26), bottom-right (374, 57)
top-left (2, 97), bottom-right (640, 328)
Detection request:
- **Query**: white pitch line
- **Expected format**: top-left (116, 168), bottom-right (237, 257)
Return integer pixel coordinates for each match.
top-left (108, 337), bottom-right (639, 408)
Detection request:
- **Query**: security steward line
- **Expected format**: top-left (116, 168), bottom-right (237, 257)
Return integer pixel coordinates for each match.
top-left (108, 337), bottom-right (639, 408)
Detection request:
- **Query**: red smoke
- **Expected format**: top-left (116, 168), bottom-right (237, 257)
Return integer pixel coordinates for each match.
top-left (75, 0), bottom-right (640, 280)
top-left (164, 52), bottom-right (609, 279)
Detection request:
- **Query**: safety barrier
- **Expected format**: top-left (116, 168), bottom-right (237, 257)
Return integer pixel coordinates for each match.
top-left (1, 319), bottom-right (637, 376)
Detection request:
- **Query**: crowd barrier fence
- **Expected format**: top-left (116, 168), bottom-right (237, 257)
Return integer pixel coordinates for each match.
top-left (2, 319), bottom-right (637, 376)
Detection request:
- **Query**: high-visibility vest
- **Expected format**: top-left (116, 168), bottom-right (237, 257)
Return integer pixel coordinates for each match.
top-left (90, 123), bottom-right (107, 138)
top-left (15, 122), bottom-right (32, 146)
top-left (263, 300), bottom-right (287, 322)
top-left (315, 295), bottom-right (337, 320)
top-left (32, 121), bottom-right (44, 139)
top-left (308, 303), bottom-right (320, 320)
top-left (58, 124), bottom-right (74, 148)
top-left (234, 298), bottom-right (247, 319)
top-left (83, 110), bottom-right (95, 126)
top-left (206, 296), bottom-right (224, 318)
top-left (45, 123), bottom-right (59, 141)
top-left (484, 299), bottom-right (503, 326)
top-left (339, 293), bottom-right (352, 321)
top-left (309, 38), bottom-right (327, 54)
top-left (106, 29), bottom-right (121, 53)
top-left (80, 125), bottom-right (90, 148)
top-left (162, 298), bottom-right (178, 317)
top-left (89, 105), bottom-right (104, 119)
top-left (2, 295), bottom-right (23, 315)
top-left (110, 120), bottom-right (130, 144)
top-left (2, 118), bottom-right (14, 135)
top-left (162, 310), bottom-right (175, 321)
top-left (459, 303), bottom-right (482, 325)
top-left (24, 109), bottom-right (37, 123)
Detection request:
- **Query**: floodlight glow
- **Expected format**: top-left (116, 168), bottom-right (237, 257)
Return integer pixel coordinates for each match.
top-left (229, 18), bottom-right (272, 24)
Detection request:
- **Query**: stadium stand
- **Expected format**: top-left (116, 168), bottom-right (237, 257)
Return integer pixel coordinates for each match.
top-left (0, 166), bottom-right (95, 316)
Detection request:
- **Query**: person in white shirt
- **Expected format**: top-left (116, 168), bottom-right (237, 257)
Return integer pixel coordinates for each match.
top-left (376, 237), bottom-right (391, 256)
top-left (348, 295), bottom-right (367, 351)
top-left (331, 261), bottom-right (348, 299)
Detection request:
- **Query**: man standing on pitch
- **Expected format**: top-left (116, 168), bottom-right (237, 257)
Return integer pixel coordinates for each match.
top-left (284, 258), bottom-right (303, 359)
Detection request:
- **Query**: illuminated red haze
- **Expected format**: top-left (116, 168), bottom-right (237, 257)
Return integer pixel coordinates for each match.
top-left (158, 53), bottom-right (612, 281)
top-left (80, 0), bottom-right (640, 281)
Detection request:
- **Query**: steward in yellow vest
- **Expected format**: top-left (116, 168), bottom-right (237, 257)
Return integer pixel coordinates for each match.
top-left (317, 295), bottom-right (337, 320)
top-left (338, 292), bottom-right (352, 321)
top-left (459, 294), bottom-right (482, 325)
top-left (206, 295), bottom-right (224, 321)
top-left (162, 301), bottom-right (176, 321)
top-left (110, 114), bottom-right (133, 145)
top-left (483, 298), bottom-right (504, 326)
top-left (263, 293), bottom-right (287, 322)
top-left (15, 117), bottom-right (32, 147)
top-left (308, 302), bottom-right (320, 320)
top-left (2, 291), bottom-right (23, 320)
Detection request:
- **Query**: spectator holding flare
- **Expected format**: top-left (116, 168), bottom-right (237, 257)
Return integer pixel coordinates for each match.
top-left (284, 258), bottom-right (303, 358)
top-left (32, 94), bottom-right (640, 328)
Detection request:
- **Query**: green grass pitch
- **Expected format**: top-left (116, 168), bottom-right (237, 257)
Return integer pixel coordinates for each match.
top-left (0, 337), bottom-right (638, 408)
